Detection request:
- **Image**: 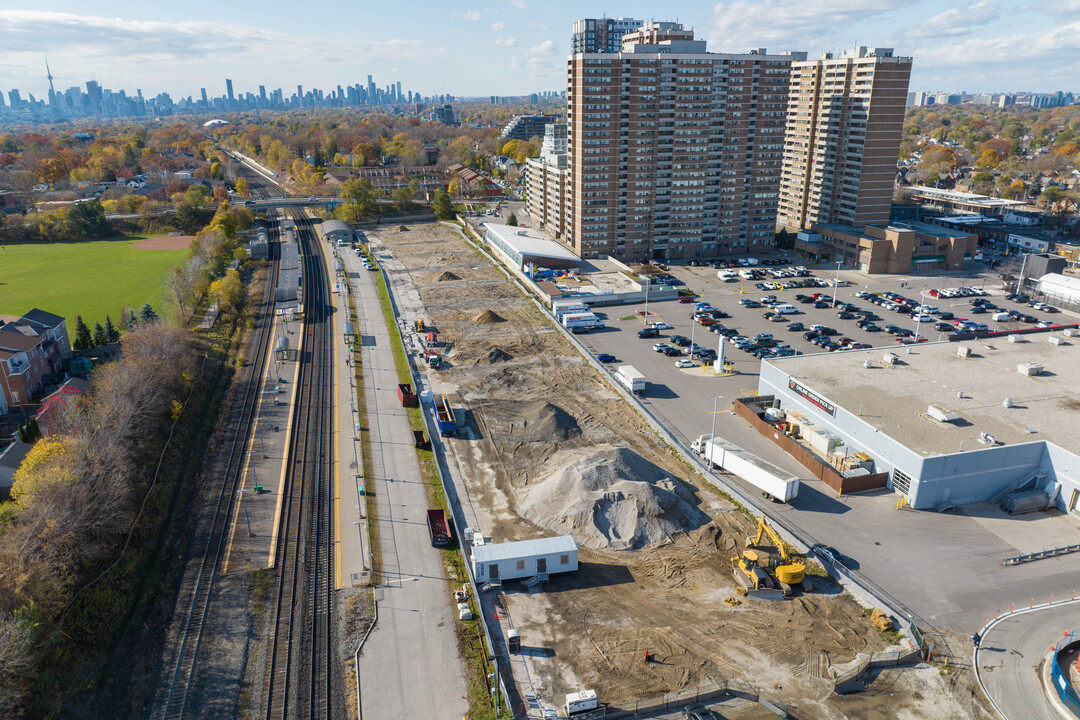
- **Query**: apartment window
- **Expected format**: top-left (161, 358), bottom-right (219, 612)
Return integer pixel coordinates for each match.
top-left (516, 560), bottom-right (526, 570)
top-left (11, 392), bottom-right (19, 404)
top-left (560, 554), bottom-right (570, 565)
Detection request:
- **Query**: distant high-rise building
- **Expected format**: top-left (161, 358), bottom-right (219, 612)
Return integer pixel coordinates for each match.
top-left (226, 78), bottom-right (234, 102)
top-left (200, 87), bottom-right (208, 107)
top-left (85, 80), bottom-right (102, 112)
top-left (525, 123), bottom-right (569, 238)
top-left (367, 75), bottom-right (375, 104)
top-left (430, 104), bottom-right (457, 126)
top-left (564, 21), bottom-right (799, 260)
top-left (571, 17), bottom-right (643, 53)
top-left (259, 85), bottom-right (267, 102)
top-left (501, 114), bottom-right (558, 141)
top-left (396, 81), bottom-right (402, 101)
top-left (776, 46), bottom-right (912, 232)
top-left (45, 58), bottom-right (57, 109)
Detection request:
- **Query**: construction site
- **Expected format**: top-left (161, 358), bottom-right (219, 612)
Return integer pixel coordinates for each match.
top-left (370, 222), bottom-right (990, 719)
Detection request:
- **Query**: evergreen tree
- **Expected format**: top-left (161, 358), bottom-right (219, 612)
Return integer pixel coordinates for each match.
top-left (506, 212), bottom-right (518, 227)
top-left (140, 303), bottom-right (159, 323)
top-left (92, 322), bottom-right (108, 347)
top-left (104, 315), bottom-right (120, 343)
top-left (119, 308), bottom-right (138, 331)
top-left (432, 189), bottom-right (455, 220)
top-left (73, 315), bottom-right (92, 351)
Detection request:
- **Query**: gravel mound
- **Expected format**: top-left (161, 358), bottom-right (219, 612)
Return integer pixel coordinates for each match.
top-left (480, 347), bottom-right (514, 364)
top-left (520, 446), bottom-right (707, 551)
top-left (472, 309), bottom-right (506, 324)
top-left (437, 271), bottom-right (461, 282)
top-left (398, 225), bottom-right (409, 231)
top-left (518, 400), bottom-right (580, 442)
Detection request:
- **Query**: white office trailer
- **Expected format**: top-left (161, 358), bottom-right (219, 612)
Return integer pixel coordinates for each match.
top-left (472, 535), bottom-right (579, 583)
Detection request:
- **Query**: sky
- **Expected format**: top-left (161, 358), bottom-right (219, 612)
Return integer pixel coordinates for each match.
top-left (1, 0), bottom-right (1078, 102)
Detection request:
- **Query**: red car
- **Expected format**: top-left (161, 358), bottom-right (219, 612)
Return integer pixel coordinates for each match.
top-left (678, 295), bottom-right (697, 304)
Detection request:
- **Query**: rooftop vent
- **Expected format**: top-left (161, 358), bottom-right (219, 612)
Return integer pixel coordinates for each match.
top-left (1048, 335), bottom-right (1066, 346)
top-left (1008, 334), bottom-right (1024, 344)
top-left (1002, 397), bottom-right (1013, 408)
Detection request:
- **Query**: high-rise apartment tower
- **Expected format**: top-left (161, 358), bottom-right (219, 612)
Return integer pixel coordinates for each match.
top-left (776, 46), bottom-right (912, 231)
top-left (571, 17), bottom-right (644, 53)
top-left (565, 22), bottom-right (802, 261)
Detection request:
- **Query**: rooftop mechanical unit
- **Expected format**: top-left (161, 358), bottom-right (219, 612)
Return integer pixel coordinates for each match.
top-left (1017, 362), bottom-right (1044, 377)
top-left (1008, 334), bottom-right (1024, 343)
top-left (927, 404), bottom-right (959, 422)
top-left (882, 352), bottom-right (899, 366)
top-left (1049, 335), bottom-right (1066, 346)
top-left (957, 346), bottom-right (973, 358)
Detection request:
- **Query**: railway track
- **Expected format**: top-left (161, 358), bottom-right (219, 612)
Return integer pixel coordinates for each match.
top-left (263, 207), bottom-right (335, 720)
top-left (158, 172), bottom-right (283, 720)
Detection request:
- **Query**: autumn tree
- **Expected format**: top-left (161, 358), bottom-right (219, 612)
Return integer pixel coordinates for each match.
top-left (234, 176), bottom-right (248, 197)
top-left (392, 186), bottom-right (412, 212)
top-left (209, 269), bottom-right (244, 316)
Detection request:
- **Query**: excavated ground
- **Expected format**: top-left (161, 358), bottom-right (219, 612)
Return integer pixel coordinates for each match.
top-left (370, 222), bottom-right (986, 719)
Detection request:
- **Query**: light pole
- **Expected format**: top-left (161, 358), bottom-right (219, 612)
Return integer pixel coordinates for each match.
top-left (832, 261), bottom-right (842, 308)
top-left (238, 489), bottom-right (253, 536)
top-left (909, 290), bottom-right (927, 354)
top-left (707, 395), bottom-right (724, 467)
top-left (353, 520), bottom-right (365, 570)
top-left (643, 274), bottom-right (650, 323)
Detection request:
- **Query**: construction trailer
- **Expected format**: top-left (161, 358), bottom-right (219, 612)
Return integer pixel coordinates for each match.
top-left (472, 535), bottom-right (578, 583)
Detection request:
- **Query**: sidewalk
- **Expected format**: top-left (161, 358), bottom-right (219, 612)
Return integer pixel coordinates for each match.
top-left (222, 309), bottom-right (303, 573)
top-left (334, 238), bottom-right (468, 720)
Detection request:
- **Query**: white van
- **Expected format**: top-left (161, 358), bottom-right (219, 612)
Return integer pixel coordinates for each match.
top-left (738, 269), bottom-right (755, 280)
top-left (992, 312), bottom-right (1012, 322)
top-left (773, 304), bottom-right (798, 314)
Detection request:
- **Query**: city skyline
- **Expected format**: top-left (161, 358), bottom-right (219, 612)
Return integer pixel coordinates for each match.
top-left (1, 1), bottom-right (1079, 100)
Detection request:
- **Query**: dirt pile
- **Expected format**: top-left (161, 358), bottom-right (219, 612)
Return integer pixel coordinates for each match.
top-left (518, 400), bottom-right (581, 442)
top-left (398, 225), bottom-right (409, 231)
top-left (437, 271), bottom-right (461, 282)
top-left (480, 348), bottom-right (514, 364)
top-left (472, 309), bottom-right (506, 324)
top-left (520, 445), bottom-right (708, 551)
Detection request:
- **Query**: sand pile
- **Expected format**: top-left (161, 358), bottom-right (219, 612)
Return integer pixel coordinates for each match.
top-left (518, 400), bottom-right (581, 442)
top-left (480, 347), bottom-right (514, 364)
top-left (519, 445), bottom-right (708, 551)
top-left (437, 271), bottom-right (461, 282)
top-left (472, 309), bottom-right (506, 324)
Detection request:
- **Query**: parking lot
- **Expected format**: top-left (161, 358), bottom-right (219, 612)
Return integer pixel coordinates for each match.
top-left (573, 258), bottom-right (1080, 633)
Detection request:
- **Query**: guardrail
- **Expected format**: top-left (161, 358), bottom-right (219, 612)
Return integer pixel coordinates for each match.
top-left (1051, 629), bottom-right (1080, 718)
top-left (1004, 542), bottom-right (1080, 566)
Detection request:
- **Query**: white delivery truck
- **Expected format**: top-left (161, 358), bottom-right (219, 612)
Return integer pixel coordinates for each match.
top-left (552, 298), bottom-right (590, 317)
top-left (615, 365), bottom-right (646, 395)
top-left (692, 434), bottom-right (800, 502)
top-left (561, 312), bottom-right (604, 332)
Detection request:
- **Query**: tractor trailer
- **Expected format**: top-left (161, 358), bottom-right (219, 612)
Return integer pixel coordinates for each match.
top-left (692, 435), bottom-right (800, 502)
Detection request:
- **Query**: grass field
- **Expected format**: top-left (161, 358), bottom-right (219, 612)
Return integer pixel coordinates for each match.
top-left (0, 236), bottom-right (188, 338)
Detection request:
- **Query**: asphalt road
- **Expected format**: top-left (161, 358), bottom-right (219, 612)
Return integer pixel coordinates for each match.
top-left (572, 260), bottom-right (1080, 633)
top-left (342, 244), bottom-right (468, 720)
top-left (978, 600), bottom-right (1080, 720)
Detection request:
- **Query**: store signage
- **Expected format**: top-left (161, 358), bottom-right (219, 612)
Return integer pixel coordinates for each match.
top-left (789, 379), bottom-right (836, 416)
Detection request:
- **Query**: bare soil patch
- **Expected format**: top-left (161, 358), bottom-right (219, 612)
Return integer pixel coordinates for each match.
top-left (370, 222), bottom-right (977, 718)
top-left (133, 235), bottom-right (194, 250)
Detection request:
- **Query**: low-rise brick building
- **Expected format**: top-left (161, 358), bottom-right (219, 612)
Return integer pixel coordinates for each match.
top-left (794, 221), bottom-right (977, 274)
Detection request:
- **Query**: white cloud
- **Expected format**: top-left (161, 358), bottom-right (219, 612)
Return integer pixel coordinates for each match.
top-left (491, 21), bottom-right (506, 31)
top-left (528, 40), bottom-right (557, 56)
top-left (908, 1), bottom-right (1000, 39)
top-left (495, 37), bottom-right (517, 47)
top-left (460, 9), bottom-right (492, 21)
top-left (912, 21), bottom-right (1080, 90)
top-left (0, 10), bottom-right (425, 96)
top-left (707, 0), bottom-right (908, 50)
top-left (509, 0), bottom-right (527, 9)
top-left (1017, 0), bottom-right (1080, 16)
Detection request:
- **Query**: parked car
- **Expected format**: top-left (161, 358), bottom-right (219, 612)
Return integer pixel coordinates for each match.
top-left (596, 353), bottom-right (617, 363)
top-left (651, 322), bottom-right (672, 330)
top-left (670, 335), bottom-right (691, 347)
top-left (653, 342), bottom-right (675, 353)
top-left (663, 347), bottom-right (683, 357)
top-left (677, 295), bottom-right (697, 303)
top-left (675, 359), bottom-right (697, 368)
top-left (637, 327), bottom-right (660, 339)
top-left (786, 322), bottom-right (805, 332)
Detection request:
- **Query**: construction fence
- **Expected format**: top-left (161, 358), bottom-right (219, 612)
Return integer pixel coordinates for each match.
top-left (603, 676), bottom-right (794, 719)
top-left (733, 396), bottom-right (889, 495)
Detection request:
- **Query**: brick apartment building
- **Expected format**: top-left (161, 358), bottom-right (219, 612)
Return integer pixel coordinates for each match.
top-left (524, 123), bottom-right (569, 239)
top-left (0, 309), bottom-right (71, 413)
top-left (777, 47), bottom-right (912, 231)
top-left (564, 22), bottom-right (803, 261)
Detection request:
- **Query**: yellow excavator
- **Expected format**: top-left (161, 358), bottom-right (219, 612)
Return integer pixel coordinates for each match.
top-left (747, 516), bottom-right (805, 586)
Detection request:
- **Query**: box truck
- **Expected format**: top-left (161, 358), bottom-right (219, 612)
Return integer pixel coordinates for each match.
top-left (692, 434), bottom-right (800, 502)
top-left (615, 365), bottom-right (646, 395)
top-left (561, 312), bottom-right (604, 331)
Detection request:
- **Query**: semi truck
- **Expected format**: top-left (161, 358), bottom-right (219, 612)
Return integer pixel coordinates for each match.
top-left (427, 509), bottom-right (453, 547)
top-left (561, 312), bottom-right (604, 331)
top-left (433, 393), bottom-right (457, 436)
top-left (692, 434), bottom-right (800, 502)
top-left (615, 365), bottom-right (646, 395)
top-left (552, 299), bottom-right (590, 317)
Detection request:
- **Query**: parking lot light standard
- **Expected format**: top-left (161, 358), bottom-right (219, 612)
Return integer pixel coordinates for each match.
top-left (708, 394), bottom-right (724, 468)
top-left (910, 290), bottom-right (927, 354)
top-left (832, 262), bottom-right (841, 308)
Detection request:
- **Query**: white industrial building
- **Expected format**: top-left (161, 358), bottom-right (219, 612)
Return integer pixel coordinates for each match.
top-left (483, 223), bottom-right (580, 271)
top-left (756, 337), bottom-right (1080, 512)
top-left (1037, 274), bottom-right (1080, 307)
top-left (472, 535), bottom-right (578, 582)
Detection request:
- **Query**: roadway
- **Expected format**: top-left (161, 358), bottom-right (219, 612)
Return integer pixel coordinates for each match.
top-left (977, 600), bottom-right (1080, 719)
top-left (336, 242), bottom-right (468, 720)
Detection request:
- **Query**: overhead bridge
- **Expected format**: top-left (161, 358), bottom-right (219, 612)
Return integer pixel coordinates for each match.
top-left (243, 197), bottom-right (338, 209)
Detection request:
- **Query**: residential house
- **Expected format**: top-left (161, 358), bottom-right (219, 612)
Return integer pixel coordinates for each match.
top-left (132, 183), bottom-right (167, 202)
top-left (0, 308), bottom-right (71, 412)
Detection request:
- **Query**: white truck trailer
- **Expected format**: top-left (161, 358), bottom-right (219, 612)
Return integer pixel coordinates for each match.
top-left (561, 312), bottom-right (604, 331)
top-left (615, 365), bottom-right (646, 395)
top-left (552, 298), bottom-right (590, 317)
top-left (691, 434), bottom-right (800, 502)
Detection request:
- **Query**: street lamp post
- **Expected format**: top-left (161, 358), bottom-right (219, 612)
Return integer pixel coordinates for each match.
top-left (832, 261), bottom-right (842, 308)
top-left (707, 395), bottom-right (724, 467)
top-left (238, 489), bottom-right (253, 537)
top-left (910, 290), bottom-right (927, 354)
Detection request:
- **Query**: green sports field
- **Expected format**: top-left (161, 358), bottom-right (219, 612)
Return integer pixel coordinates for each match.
top-left (0, 236), bottom-right (188, 339)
